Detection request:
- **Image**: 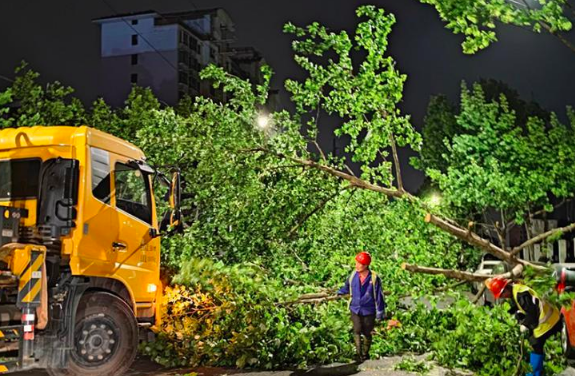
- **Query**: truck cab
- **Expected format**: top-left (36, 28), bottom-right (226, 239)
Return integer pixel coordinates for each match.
top-left (0, 126), bottom-right (180, 375)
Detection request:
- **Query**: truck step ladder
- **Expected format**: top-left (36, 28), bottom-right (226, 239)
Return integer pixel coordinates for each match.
top-left (0, 325), bottom-right (25, 373)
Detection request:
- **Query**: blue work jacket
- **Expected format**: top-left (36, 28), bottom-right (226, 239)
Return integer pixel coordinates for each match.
top-left (338, 270), bottom-right (385, 319)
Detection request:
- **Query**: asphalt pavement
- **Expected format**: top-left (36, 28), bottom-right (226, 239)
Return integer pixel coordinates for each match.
top-left (7, 355), bottom-right (473, 376)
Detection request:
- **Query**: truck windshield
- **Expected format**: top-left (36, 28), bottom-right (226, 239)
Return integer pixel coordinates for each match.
top-left (0, 159), bottom-right (41, 200)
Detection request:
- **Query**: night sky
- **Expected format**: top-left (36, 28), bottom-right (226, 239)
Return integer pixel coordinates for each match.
top-left (1, 0), bottom-right (574, 189)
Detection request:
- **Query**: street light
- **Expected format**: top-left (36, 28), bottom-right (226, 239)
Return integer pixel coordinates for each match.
top-left (428, 193), bottom-right (442, 207)
top-left (256, 112), bottom-right (271, 131)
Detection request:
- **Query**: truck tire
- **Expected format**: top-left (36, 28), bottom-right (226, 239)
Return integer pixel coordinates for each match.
top-left (47, 291), bottom-right (138, 376)
top-left (562, 317), bottom-right (575, 363)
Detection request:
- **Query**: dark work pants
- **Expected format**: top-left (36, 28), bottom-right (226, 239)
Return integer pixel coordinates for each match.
top-left (529, 320), bottom-right (562, 354)
top-left (351, 313), bottom-right (376, 340)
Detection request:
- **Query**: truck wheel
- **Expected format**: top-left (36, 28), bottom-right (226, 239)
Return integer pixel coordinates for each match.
top-left (47, 291), bottom-right (138, 376)
top-left (562, 317), bottom-right (575, 362)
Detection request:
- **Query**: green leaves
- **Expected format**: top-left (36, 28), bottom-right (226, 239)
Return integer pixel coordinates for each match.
top-left (2, 5), bottom-right (572, 374)
top-left (394, 356), bottom-right (431, 374)
top-left (415, 94), bottom-right (461, 173)
top-left (429, 299), bottom-right (526, 375)
top-left (418, 0), bottom-right (574, 54)
top-left (144, 258), bottom-right (352, 369)
top-left (8, 62), bottom-right (87, 127)
top-left (424, 82), bottom-right (575, 221)
top-left (284, 5), bottom-right (418, 186)
top-left (0, 88), bottom-right (13, 128)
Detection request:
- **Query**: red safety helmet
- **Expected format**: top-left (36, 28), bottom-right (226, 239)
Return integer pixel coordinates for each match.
top-left (355, 252), bottom-right (372, 266)
top-left (485, 277), bottom-right (510, 299)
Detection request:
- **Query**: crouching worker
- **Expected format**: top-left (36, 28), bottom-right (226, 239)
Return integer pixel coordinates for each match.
top-left (337, 251), bottom-right (386, 361)
top-left (485, 277), bottom-right (561, 376)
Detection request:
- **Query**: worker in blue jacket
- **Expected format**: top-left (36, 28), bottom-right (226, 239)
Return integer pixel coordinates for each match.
top-left (337, 251), bottom-right (386, 361)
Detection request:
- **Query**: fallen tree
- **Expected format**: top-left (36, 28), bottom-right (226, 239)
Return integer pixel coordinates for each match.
top-left (401, 263), bottom-right (525, 283)
top-left (224, 8), bottom-right (575, 283)
top-left (3, 6), bottom-right (575, 374)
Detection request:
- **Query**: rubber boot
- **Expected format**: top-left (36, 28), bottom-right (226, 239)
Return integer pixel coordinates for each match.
top-left (362, 336), bottom-right (372, 360)
top-left (353, 334), bottom-right (363, 362)
top-left (527, 352), bottom-right (544, 376)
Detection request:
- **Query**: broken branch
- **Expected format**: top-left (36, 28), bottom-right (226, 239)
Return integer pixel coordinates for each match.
top-left (472, 285), bottom-right (487, 305)
top-left (245, 148), bottom-right (544, 276)
top-left (276, 293), bottom-right (345, 307)
top-left (424, 213), bottom-right (547, 272)
top-left (401, 263), bottom-right (492, 282)
top-left (402, 263), bottom-right (525, 283)
top-left (510, 222), bottom-right (575, 256)
top-left (250, 147), bottom-right (404, 198)
top-left (389, 133), bottom-right (404, 193)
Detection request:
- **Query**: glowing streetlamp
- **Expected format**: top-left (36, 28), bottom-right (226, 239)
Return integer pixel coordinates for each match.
top-left (256, 113), bottom-right (271, 131)
top-left (428, 193), bottom-right (442, 207)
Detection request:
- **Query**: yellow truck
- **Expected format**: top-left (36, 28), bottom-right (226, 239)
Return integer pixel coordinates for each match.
top-left (0, 126), bottom-right (181, 375)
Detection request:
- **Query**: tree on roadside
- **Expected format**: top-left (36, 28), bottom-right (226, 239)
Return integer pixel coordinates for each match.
top-left (1, 5), bottom-right (575, 373)
top-left (415, 79), bottom-right (566, 260)
top-left (417, 79), bottom-right (549, 176)
top-left (3, 2), bottom-right (572, 313)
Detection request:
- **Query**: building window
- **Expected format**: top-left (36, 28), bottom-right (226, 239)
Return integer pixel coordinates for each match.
top-left (131, 73), bottom-right (138, 84)
top-left (131, 54), bottom-right (138, 65)
top-left (190, 37), bottom-right (198, 51)
top-left (132, 35), bottom-right (138, 46)
top-left (190, 77), bottom-right (200, 91)
top-left (131, 19), bottom-right (138, 25)
top-left (189, 55), bottom-right (200, 70)
top-left (179, 71), bottom-right (189, 85)
top-left (179, 50), bottom-right (189, 66)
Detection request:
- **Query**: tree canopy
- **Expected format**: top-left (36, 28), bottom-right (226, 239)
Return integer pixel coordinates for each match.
top-left (417, 0), bottom-right (575, 54)
top-left (1, 4), bottom-right (574, 374)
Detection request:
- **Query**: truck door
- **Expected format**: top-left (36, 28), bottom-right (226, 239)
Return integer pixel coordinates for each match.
top-left (111, 159), bottom-right (160, 303)
top-left (76, 147), bottom-right (120, 273)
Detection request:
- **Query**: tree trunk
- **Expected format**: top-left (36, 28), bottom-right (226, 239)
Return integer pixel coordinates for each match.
top-left (424, 214), bottom-right (548, 272)
top-left (250, 147), bottom-right (551, 278)
top-left (402, 263), bottom-right (524, 282)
